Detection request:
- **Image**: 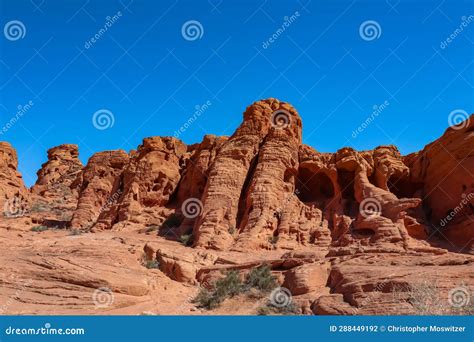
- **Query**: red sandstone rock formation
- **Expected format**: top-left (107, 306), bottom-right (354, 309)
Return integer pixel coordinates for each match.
top-left (30, 144), bottom-right (83, 217)
top-left (70, 150), bottom-right (129, 230)
top-left (175, 135), bottom-right (228, 236)
top-left (0, 101), bottom-right (471, 316)
top-left (405, 116), bottom-right (474, 250)
top-left (0, 142), bottom-right (29, 217)
top-left (32, 144), bottom-right (82, 197)
top-left (28, 100), bottom-right (470, 254)
top-left (98, 137), bottom-right (188, 231)
top-left (192, 99), bottom-right (296, 250)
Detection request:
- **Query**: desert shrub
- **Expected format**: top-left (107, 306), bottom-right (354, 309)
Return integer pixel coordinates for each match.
top-left (193, 270), bottom-right (244, 309)
top-left (214, 270), bottom-right (243, 298)
top-left (179, 234), bottom-right (194, 246)
top-left (145, 225), bottom-right (159, 233)
top-left (268, 235), bottom-right (279, 245)
top-left (193, 288), bottom-right (220, 310)
top-left (245, 265), bottom-right (278, 292)
top-left (145, 260), bottom-right (160, 269)
top-left (194, 266), bottom-right (282, 310)
top-left (228, 225), bottom-right (235, 235)
top-left (256, 305), bottom-right (272, 316)
top-left (257, 302), bottom-right (299, 315)
top-left (392, 280), bottom-right (473, 315)
top-left (31, 225), bottom-right (49, 232)
top-left (392, 281), bottom-right (446, 315)
top-left (69, 229), bottom-right (82, 236)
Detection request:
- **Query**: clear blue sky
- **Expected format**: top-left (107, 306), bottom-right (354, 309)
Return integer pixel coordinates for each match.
top-left (1, 0), bottom-right (473, 186)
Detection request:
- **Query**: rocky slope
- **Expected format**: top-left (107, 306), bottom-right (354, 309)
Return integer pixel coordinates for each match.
top-left (0, 99), bottom-right (472, 315)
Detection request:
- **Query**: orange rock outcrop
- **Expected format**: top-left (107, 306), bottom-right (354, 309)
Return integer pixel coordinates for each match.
top-left (0, 99), bottom-right (472, 316)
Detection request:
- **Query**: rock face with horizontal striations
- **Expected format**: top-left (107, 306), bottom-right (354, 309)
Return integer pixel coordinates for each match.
top-left (174, 135), bottom-right (228, 237)
top-left (191, 99), bottom-right (289, 250)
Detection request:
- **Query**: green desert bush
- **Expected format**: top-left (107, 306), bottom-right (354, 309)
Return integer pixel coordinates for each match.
top-left (392, 280), bottom-right (474, 315)
top-left (257, 301), bottom-right (299, 315)
top-left (194, 270), bottom-right (244, 309)
top-left (31, 225), bottom-right (49, 232)
top-left (145, 225), bottom-right (159, 233)
top-left (245, 265), bottom-right (278, 292)
top-left (194, 265), bottom-right (280, 310)
top-left (145, 260), bottom-right (160, 269)
top-left (179, 234), bottom-right (194, 246)
top-left (268, 235), bottom-right (279, 245)
top-left (193, 288), bottom-right (220, 310)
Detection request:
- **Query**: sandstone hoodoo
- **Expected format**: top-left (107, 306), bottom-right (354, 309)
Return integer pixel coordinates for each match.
top-left (31, 144), bottom-right (83, 213)
top-left (0, 141), bottom-right (29, 217)
top-left (0, 98), bottom-right (472, 315)
top-left (70, 150), bottom-right (130, 230)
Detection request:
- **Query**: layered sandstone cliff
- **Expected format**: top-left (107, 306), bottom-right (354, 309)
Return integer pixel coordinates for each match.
top-left (405, 118), bottom-right (474, 249)
top-left (0, 99), bottom-right (472, 316)
top-left (21, 98), bottom-right (469, 252)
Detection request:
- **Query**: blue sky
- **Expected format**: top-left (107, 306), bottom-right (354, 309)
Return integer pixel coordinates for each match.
top-left (1, 0), bottom-right (473, 186)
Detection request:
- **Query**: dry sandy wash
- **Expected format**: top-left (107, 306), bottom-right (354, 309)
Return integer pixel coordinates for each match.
top-left (0, 99), bottom-right (473, 315)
